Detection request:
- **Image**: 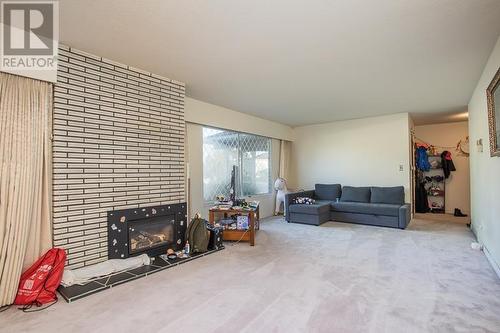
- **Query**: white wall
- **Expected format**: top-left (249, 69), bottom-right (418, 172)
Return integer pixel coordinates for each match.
top-left (185, 99), bottom-right (290, 220)
top-left (468, 36), bottom-right (500, 273)
top-left (415, 122), bottom-right (470, 214)
top-left (185, 97), bottom-right (294, 141)
top-left (186, 123), bottom-right (204, 219)
top-left (290, 113), bottom-right (412, 202)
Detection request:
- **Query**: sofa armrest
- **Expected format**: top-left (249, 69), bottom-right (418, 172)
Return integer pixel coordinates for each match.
top-left (284, 190), bottom-right (315, 221)
top-left (398, 204), bottom-right (411, 229)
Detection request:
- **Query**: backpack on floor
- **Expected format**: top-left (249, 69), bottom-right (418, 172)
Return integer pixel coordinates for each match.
top-left (14, 248), bottom-right (66, 310)
top-left (186, 214), bottom-right (210, 254)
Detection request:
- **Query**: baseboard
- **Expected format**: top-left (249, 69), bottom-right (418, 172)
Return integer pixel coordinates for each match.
top-left (483, 245), bottom-right (500, 280)
top-left (470, 224), bottom-right (500, 280)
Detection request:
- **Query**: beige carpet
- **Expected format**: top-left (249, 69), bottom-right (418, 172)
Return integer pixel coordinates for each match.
top-left (2, 214), bottom-right (500, 333)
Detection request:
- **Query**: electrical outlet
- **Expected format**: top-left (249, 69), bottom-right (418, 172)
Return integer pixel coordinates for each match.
top-left (399, 164), bottom-right (404, 172)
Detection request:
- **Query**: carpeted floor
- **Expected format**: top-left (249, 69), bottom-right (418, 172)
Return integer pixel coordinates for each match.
top-left (2, 214), bottom-right (500, 333)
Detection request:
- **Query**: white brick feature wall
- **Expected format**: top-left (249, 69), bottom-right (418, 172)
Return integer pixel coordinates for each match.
top-left (53, 45), bottom-right (186, 268)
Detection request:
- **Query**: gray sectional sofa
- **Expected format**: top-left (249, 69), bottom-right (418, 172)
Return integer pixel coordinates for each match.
top-left (285, 184), bottom-right (411, 229)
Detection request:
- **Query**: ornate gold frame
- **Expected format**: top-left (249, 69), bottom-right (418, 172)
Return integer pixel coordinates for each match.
top-left (487, 67), bottom-right (500, 157)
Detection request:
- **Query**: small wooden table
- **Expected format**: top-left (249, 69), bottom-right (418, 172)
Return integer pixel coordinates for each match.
top-left (208, 203), bottom-right (259, 246)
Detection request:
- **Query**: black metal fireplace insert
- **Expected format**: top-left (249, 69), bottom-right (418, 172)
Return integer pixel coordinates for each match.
top-left (107, 203), bottom-right (187, 259)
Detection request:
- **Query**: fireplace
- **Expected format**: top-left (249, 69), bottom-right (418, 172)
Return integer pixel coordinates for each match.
top-left (129, 216), bottom-right (175, 254)
top-left (108, 203), bottom-right (187, 259)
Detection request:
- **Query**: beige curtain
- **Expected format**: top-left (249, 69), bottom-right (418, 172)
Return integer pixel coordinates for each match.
top-left (0, 72), bottom-right (53, 307)
top-left (279, 140), bottom-right (291, 181)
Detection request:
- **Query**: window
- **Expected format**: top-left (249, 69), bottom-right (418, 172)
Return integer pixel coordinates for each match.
top-left (203, 127), bottom-right (271, 202)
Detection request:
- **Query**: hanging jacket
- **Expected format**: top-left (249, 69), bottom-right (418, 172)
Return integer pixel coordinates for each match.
top-left (415, 181), bottom-right (430, 213)
top-left (416, 146), bottom-right (431, 171)
top-left (441, 150), bottom-right (456, 179)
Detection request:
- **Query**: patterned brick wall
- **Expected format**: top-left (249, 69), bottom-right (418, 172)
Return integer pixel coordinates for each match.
top-left (53, 45), bottom-right (185, 268)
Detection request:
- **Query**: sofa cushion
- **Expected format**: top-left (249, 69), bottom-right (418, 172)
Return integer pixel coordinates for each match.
top-left (331, 202), bottom-right (400, 217)
top-left (314, 184), bottom-right (341, 201)
top-left (289, 212), bottom-right (330, 226)
top-left (289, 200), bottom-right (331, 215)
top-left (340, 186), bottom-right (371, 203)
top-left (370, 186), bottom-right (404, 205)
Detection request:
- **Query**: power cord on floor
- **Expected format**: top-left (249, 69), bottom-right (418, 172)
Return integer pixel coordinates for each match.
top-left (230, 228), bottom-right (250, 246)
top-left (19, 300), bottom-right (58, 313)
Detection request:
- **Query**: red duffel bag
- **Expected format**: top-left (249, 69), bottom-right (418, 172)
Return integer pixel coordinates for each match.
top-left (14, 248), bottom-right (66, 309)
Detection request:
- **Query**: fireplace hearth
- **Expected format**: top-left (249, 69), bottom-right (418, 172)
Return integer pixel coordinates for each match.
top-left (108, 203), bottom-right (187, 259)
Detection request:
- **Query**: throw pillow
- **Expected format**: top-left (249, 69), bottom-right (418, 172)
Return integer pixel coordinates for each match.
top-left (293, 197), bottom-right (315, 205)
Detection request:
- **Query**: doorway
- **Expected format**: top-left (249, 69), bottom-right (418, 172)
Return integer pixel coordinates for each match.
top-left (411, 121), bottom-right (470, 217)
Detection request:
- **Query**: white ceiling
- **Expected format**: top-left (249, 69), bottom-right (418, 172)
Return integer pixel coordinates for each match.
top-left (59, 0), bottom-right (500, 127)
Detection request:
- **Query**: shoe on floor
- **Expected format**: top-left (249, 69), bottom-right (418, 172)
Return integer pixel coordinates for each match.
top-left (454, 208), bottom-right (468, 217)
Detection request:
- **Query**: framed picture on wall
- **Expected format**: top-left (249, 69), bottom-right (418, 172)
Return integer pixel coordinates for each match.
top-left (487, 67), bottom-right (500, 157)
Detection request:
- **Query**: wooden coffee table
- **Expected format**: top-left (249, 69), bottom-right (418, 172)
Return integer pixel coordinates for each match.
top-left (208, 203), bottom-right (259, 246)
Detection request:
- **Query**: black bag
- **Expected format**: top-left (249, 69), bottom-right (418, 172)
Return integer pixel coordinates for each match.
top-left (207, 225), bottom-right (224, 250)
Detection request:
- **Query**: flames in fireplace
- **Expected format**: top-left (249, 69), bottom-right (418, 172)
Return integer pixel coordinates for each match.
top-left (129, 220), bottom-right (174, 254)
